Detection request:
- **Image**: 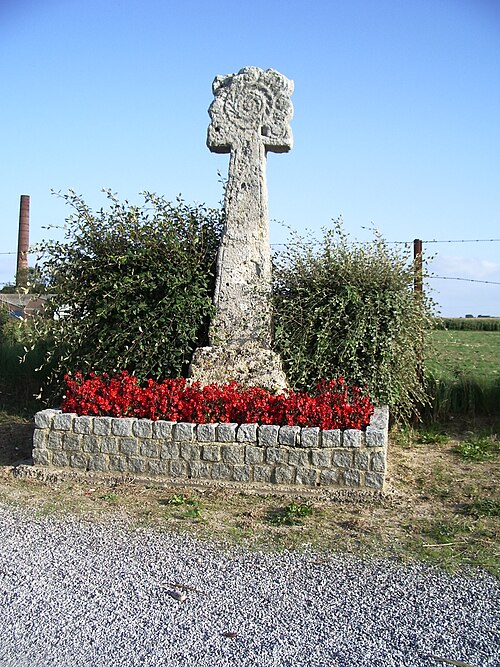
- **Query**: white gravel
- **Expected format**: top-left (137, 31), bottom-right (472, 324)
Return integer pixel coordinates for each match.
top-left (0, 503), bottom-right (498, 667)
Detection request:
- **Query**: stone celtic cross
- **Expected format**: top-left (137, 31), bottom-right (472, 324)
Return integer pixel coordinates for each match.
top-left (189, 67), bottom-right (293, 391)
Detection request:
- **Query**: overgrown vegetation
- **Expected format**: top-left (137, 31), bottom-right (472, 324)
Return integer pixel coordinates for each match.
top-left (272, 222), bottom-right (434, 420)
top-left (439, 317), bottom-right (500, 331)
top-left (22, 190), bottom-right (223, 402)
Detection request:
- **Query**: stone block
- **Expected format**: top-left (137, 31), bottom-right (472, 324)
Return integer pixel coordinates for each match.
top-left (32, 430), bottom-right (47, 449)
top-left (232, 465), bottom-right (251, 482)
top-left (296, 468), bottom-right (318, 486)
top-left (73, 416), bottom-right (93, 435)
top-left (173, 422), bottom-right (195, 442)
top-left (266, 447), bottom-right (287, 464)
top-left (288, 449), bottom-right (309, 467)
top-left (190, 461), bottom-right (212, 479)
top-left (321, 429), bottom-right (341, 448)
top-left (61, 433), bottom-right (80, 452)
top-left (365, 471), bottom-right (384, 489)
top-left (169, 460), bottom-right (189, 478)
top-left (332, 451), bottom-right (353, 469)
top-left (128, 457), bottom-right (147, 474)
top-left (133, 420), bottom-right (153, 438)
top-left (140, 441), bottom-right (160, 459)
top-left (51, 451), bottom-right (69, 468)
top-left (202, 444), bottom-right (220, 462)
top-left (180, 442), bottom-right (200, 461)
top-left (100, 437), bottom-right (119, 455)
top-left (153, 421), bottom-right (175, 440)
top-left (160, 442), bottom-right (180, 460)
top-left (253, 465), bottom-right (273, 483)
top-left (221, 444), bottom-right (244, 464)
top-left (69, 452), bottom-right (88, 469)
top-left (366, 427), bottom-right (386, 448)
top-left (33, 449), bottom-right (51, 466)
top-left (87, 454), bottom-right (109, 473)
top-left (354, 451), bottom-right (370, 471)
top-left (34, 409), bottom-right (59, 429)
top-left (371, 451), bottom-right (386, 473)
top-left (120, 438), bottom-right (139, 456)
top-left (245, 445), bottom-right (264, 465)
top-left (343, 469), bottom-right (361, 487)
top-left (211, 462), bottom-right (232, 480)
top-left (274, 465), bottom-right (295, 485)
top-left (109, 456), bottom-right (128, 473)
top-left (217, 423), bottom-right (238, 442)
top-left (81, 435), bottom-right (101, 453)
top-left (320, 469), bottom-right (340, 486)
top-left (147, 459), bottom-right (169, 476)
top-left (258, 424), bottom-right (279, 446)
top-left (111, 418), bottom-right (134, 437)
top-left (370, 405), bottom-right (389, 431)
top-left (237, 423), bottom-right (258, 442)
top-left (53, 413), bottom-right (74, 432)
top-left (343, 430), bottom-right (363, 448)
top-left (278, 426), bottom-right (300, 446)
top-left (94, 417), bottom-right (113, 436)
top-left (196, 423), bottom-right (217, 442)
top-left (300, 427), bottom-right (320, 448)
top-left (311, 449), bottom-right (332, 468)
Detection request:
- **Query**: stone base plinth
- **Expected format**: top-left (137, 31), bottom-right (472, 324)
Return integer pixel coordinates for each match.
top-left (188, 344), bottom-right (287, 393)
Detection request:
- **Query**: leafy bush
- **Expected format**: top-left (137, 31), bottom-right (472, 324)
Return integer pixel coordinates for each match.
top-left (438, 317), bottom-right (500, 332)
top-left (272, 222), bottom-right (434, 420)
top-left (25, 190), bottom-right (223, 401)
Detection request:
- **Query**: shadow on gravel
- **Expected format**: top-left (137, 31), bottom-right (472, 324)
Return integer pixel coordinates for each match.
top-left (0, 422), bottom-right (34, 466)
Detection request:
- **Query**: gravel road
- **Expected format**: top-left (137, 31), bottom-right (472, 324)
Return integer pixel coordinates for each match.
top-left (0, 503), bottom-right (498, 667)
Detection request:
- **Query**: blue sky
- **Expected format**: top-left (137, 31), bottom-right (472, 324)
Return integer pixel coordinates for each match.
top-left (1, 0), bottom-right (499, 316)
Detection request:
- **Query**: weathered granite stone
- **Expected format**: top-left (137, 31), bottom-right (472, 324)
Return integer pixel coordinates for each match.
top-left (34, 409), bottom-right (59, 429)
top-left (100, 437), bottom-right (119, 454)
top-left (119, 438), bottom-right (139, 456)
top-left (82, 435), bottom-right (101, 453)
top-left (301, 427), bottom-right (320, 448)
top-left (211, 462), bottom-right (232, 480)
top-left (52, 451), bottom-right (69, 468)
top-left (354, 450), bottom-right (370, 471)
top-left (111, 418), bottom-right (134, 437)
top-left (320, 469), bottom-right (340, 485)
top-left (237, 423), bottom-right (258, 442)
top-left (169, 460), bottom-right (188, 478)
top-left (53, 413), bottom-right (74, 431)
top-left (288, 449), bottom-right (309, 467)
top-left (147, 459), bottom-right (169, 475)
top-left (332, 451), bottom-right (353, 469)
top-left (216, 423), bottom-right (238, 442)
top-left (232, 464), bottom-right (251, 482)
top-left (73, 416), bottom-right (93, 435)
top-left (371, 451), bottom-right (387, 473)
top-left (266, 447), bottom-right (287, 464)
top-left (153, 421), bottom-right (175, 440)
top-left (296, 468), bottom-right (318, 486)
top-left (202, 444), bottom-right (221, 462)
top-left (133, 420), bottom-right (153, 438)
top-left (173, 423), bottom-right (195, 442)
top-left (33, 448), bottom-right (51, 466)
top-left (109, 455), bottom-right (128, 473)
top-left (180, 442), bottom-right (200, 461)
top-left (190, 461), bottom-right (212, 478)
top-left (279, 426), bottom-right (300, 446)
top-left (321, 430), bottom-right (341, 448)
top-left (128, 457), bottom-right (147, 474)
top-left (189, 67), bottom-right (293, 391)
top-left (274, 465), bottom-right (295, 485)
top-left (253, 464), bottom-right (273, 483)
top-left (245, 445), bottom-right (264, 464)
top-left (94, 417), bottom-right (113, 436)
top-left (365, 471), bottom-right (384, 489)
top-left (311, 449), bottom-right (332, 468)
top-left (69, 452), bottom-right (88, 469)
top-left (87, 454), bottom-right (109, 472)
top-left (366, 427), bottom-right (386, 448)
top-left (221, 444), bottom-right (244, 464)
top-left (160, 442), bottom-right (179, 460)
top-left (258, 424), bottom-right (279, 446)
top-left (32, 430), bottom-right (47, 449)
top-left (140, 441), bottom-right (159, 458)
top-left (196, 423), bottom-right (217, 442)
top-left (342, 430), bottom-right (363, 448)
top-left (61, 433), bottom-right (79, 452)
top-left (343, 469), bottom-right (361, 487)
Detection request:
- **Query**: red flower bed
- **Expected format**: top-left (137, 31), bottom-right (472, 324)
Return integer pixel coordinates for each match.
top-left (61, 372), bottom-right (374, 431)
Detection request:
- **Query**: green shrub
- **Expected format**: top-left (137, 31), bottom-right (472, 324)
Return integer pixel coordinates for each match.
top-left (24, 190), bottom-right (223, 401)
top-left (272, 222), bottom-right (434, 420)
